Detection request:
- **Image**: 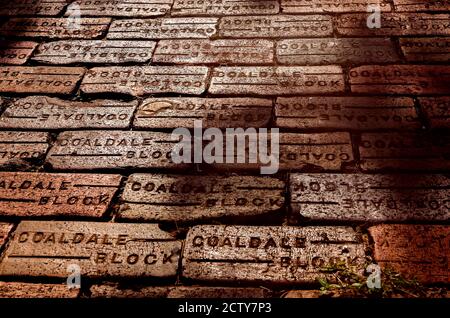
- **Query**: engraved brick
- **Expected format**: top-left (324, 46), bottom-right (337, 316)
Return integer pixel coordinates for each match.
top-left (359, 132), bottom-right (450, 171)
top-left (394, 0), bottom-right (450, 12)
top-left (349, 65), bottom-right (450, 95)
top-left (167, 287), bottom-right (268, 298)
top-left (336, 13), bottom-right (450, 36)
top-left (108, 18), bottom-right (218, 39)
top-left (0, 0), bottom-right (67, 16)
top-left (81, 66), bottom-right (209, 96)
top-left (275, 97), bottom-right (420, 130)
top-left (281, 0), bottom-right (391, 13)
top-left (0, 67), bottom-right (85, 95)
top-left (400, 38), bottom-right (450, 62)
top-left (0, 96), bottom-right (138, 130)
top-left (32, 40), bottom-right (156, 64)
top-left (0, 41), bottom-right (38, 65)
top-left (172, 0), bottom-right (279, 16)
top-left (0, 18), bottom-right (111, 39)
top-left (0, 132), bottom-right (49, 168)
top-left (0, 172), bottom-right (121, 217)
top-left (0, 223), bottom-right (13, 248)
top-left (0, 282), bottom-right (79, 298)
top-left (0, 221), bottom-right (182, 278)
top-left (277, 38), bottom-right (398, 65)
top-left (218, 15), bottom-right (333, 38)
top-left (369, 225), bottom-right (450, 284)
top-left (419, 96), bottom-right (450, 129)
top-left (153, 39), bottom-right (274, 65)
top-left (68, 0), bottom-right (172, 17)
top-left (46, 130), bottom-right (189, 170)
top-left (209, 66), bottom-right (344, 95)
top-left (290, 173), bottom-right (450, 222)
top-left (134, 97), bottom-right (272, 129)
top-left (118, 174), bottom-right (285, 222)
top-left (182, 225), bottom-right (365, 284)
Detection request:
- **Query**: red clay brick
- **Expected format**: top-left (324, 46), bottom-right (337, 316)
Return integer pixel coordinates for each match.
top-left (0, 223), bottom-right (13, 249)
top-left (393, 0), bottom-right (450, 12)
top-left (281, 0), bottom-right (391, 13)
top-left (0, 41), bottom-right (38, 65)
top-left (172, 0), bottom-right (279, 16)
top-left (67, 0), bottom-right (172, 17)
top-left (419, 96), bottom-right (450, 129)
top-left (369, 225), bottom-right (450, 284)
top-left (0, 0), bottom-right (67, 16)
top-left (0, 282), bottom-right (79, 298)
top-left (400, 38), bottom-right (450, 62)
top-left (0, 172), bottom-right (121, 217)
top-left (0, 132), bottom-right (49, 168)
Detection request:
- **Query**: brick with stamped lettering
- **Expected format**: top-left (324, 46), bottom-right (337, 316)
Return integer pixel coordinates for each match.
top-left (0, 132), bottom-right (49, 168)
top-left (0, 41), bottom-right (38, 65)
top-left (0, 172), bottom-right (121, 217)
top-left (0, 67), bottom-right (85, 94)
top-left (336, 13), bottom-right (450, 36)
top-left (277, 38), bottom-right (398, 65)
top-left (46, 130), bottom-right (190, 170)
top-left (281, 0), bottom-right (391, 13)
top-left (275, 97), bottom-right (420, 130)
top-left (0, 96), bottom-right (138, 130)
top-left (0, 282), bottom-right (79, 298)
top-left (0, 221), bottom-right (182, 279)
top-left (134, 97), bottom-right (272, 129)
top-left (153, 39), bottom-right (274, 65)
top-left (349, 65), bottom-right (450, 95)
top-left (400, 38), bottom-right (450, 62)
top-left (369, 225), bottom-right (450, 284)
top-left (81, 66), bottom-right (208, 96)
top-left (209, 66), bottom-right (344, 95)
top-left (290, 173), bottom-right (450, 222)
top-left (419, 96), bottom-right (450, 129)
top-left (359, 132), bottom-right (450, 171)
top-left (118, 174), bottom-right (285, 222)
top-left (33, 40), bottom-right (156, 64)
top-left (0, 0), bottom-right (67, 16)
top-left (0, 223), bottom-right (13, 249)
top-left (67, 0), bottom-right (172, 17)
top-left (108, 18), bottom-right (218, 39)
top-left (0, 18), bottom-right (111, 39)
top-left (182, 225), bottom-right (365, 284)
top-left (172, 0), bottom-right (279, 16)
top-left (218, 15), bottom-right (333, 38)
top-left (393, 0), bottom-right (450, 12)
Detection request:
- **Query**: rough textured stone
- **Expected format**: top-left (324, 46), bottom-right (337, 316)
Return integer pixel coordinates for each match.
top-left (133, 97), bottom-right (272, 129)
top-left (0, 132), bottom-right (49, 168)
top-left (218, 15), bottom-right (333, 38)
top-left (46, 130), bottom-right (189, 170)
top-left (0, 282), bottom-right (79, 298)
top-left (32, 40), bottom-right (156, 64)
top-left (0, 96), bottom-right (138, 130)
top-left (153, 39), bottom-right (274, 65)
top-left (290, 173), bottom-right (450, 222)
top-left (182, 225), bottom-right (365, 284)
top-left (209, 66), bottom-right (344, 95)
top-left (359, 133), bottom-right (450, 171)
top-left (0, 223), bottom-right (13, 249)
top-left (81, 66), bottom-right (209, 96)
top-left (349, 65), bottom-right (450, 95)
top-left (336, 13), bottom-right (450, 36)
top-left (167, 287), bottom-right (268, 298)
top-left (275, 97), bottom-right (420, 130)
top-left (0, 67), bottom-right (85, 95)
top-left (0, 41), bottom-right (38, 65)
top-left (0, 18), bottom-right (111, 39)
top-left (369, 225), bottom-right (450, 284)
top-left (281, 0), bottom-right (391, 13)
top-left (67, 0), bottom-right (173, 17)
top-left (89, 284), bottom-right (170, 298)
top-left (0, 172), bottom-right (121, 218)
top-left (0, 0), bottom-right (67, 16)
top-left (172, 0), bottom-right (279, 16)
top-left (400, 38), bottom-right (450, 62)
top-left (118, 174), bottom-right (285, 222)
top-left (0, 221), bottom-right (182, 279)
top-left (277, 38), bottom-right (398, 65)
top-left (393, 0), bottom-right (450, 12)
top-left (419, 96), bottom-right (450, 129)
top-left (108, 18), bottom-right (218, 39)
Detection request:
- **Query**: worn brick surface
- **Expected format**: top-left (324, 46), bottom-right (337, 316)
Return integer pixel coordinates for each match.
top-left (369, 225), bottom-right (450, 284)
top-left (0, 132), bottom-right (49, 168)
top-left (400, 38), bottom-right (450, 62)
top-left (281, 0), bottom-right (391, 13)
top-left (172, 0), bottom-right (279, 16)
top-left (0, 96), bottom-right (138, 130)
top-left (0, 223), bottom-right (13, 249)
top-left (0, 221), bottom-right (182, 278)
top-left (419, 96), bottom-right (450, 129)
top-left (68, 0), bottom-right (173, 17)
top-left (0, 172), bottom-right (121, 217)
top-left (0, 41), bottom-right (38, 65)
top-left (0, 0), bottom-right (67, 16)
top-left (0, 282), bottom-right (79, 298)
top-left (393, 0), bottom-right (450, 12)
